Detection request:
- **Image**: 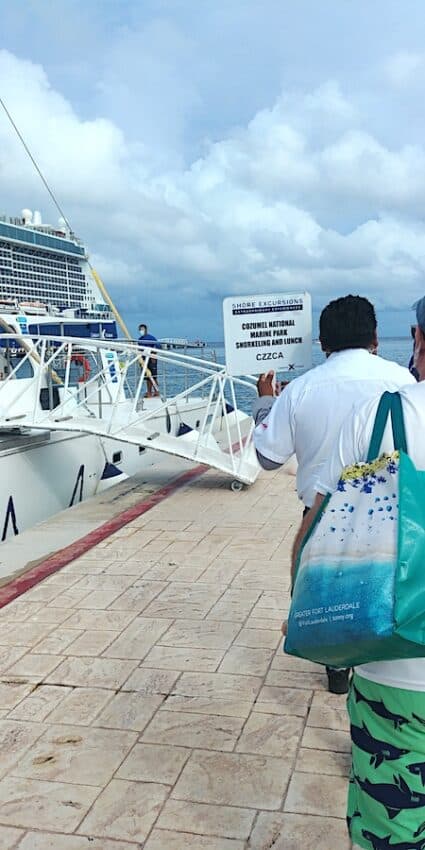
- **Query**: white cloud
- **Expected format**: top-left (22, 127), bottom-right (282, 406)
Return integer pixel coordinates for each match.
top-left (384, 50), bottom-right (425, 87)
top-left (319, 131), bottom-right (425, 211)
top-left (0, 52), bottom-right (131, 206)
top-left (1, 48), bottom-right (425, 328)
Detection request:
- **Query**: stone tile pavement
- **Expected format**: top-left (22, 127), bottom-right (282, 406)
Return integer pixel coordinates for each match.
top-left (0, 466), bottom-right (351, 849)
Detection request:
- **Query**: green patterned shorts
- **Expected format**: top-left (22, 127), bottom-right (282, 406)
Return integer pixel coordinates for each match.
top-left (348, 673), bottom-right (425, 849)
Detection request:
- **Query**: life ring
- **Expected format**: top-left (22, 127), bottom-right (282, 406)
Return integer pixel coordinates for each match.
top-left (71, 353), bottom-right (91, 383)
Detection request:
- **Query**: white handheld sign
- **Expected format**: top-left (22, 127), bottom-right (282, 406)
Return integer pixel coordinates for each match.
top-left (223, 291), bottom-right (312, 376)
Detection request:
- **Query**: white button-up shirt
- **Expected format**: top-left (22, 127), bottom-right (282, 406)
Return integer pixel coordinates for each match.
top-left (253, 348), bottom-right (415, 508)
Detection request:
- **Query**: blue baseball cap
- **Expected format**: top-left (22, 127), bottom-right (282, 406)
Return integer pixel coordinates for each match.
top-left (412, 297), bottom-right (425, 333)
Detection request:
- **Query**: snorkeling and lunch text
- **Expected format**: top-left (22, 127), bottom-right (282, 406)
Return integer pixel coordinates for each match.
top-left (233, 318), bottom-right (303, 359)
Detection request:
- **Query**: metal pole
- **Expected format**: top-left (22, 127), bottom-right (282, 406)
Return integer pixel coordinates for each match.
top-left (96, 347), bottom-right (103, 419)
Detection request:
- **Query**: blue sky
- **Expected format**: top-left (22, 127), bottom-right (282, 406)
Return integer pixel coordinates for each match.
top-left (1, 1), bottom-right (425, 339)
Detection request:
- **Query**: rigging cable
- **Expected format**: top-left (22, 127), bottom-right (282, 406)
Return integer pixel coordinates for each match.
top-left (0, 95), bottom-right (133, 337)
top-left (0, 94), bottom-right (73, 232)
top-left (0, 93), bottom-right (156, 383)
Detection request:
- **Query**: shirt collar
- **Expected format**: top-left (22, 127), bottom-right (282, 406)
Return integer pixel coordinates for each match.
top-left (327, 348), bottom-right (372, 361)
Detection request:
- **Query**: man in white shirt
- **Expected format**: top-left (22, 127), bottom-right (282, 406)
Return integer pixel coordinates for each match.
top-left (254, 294), bottom-right (415, 693)
top-left (295, 298), bottom-right (425, 849)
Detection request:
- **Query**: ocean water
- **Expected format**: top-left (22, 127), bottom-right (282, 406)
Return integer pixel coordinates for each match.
top-left (185, 337), bottom-right (414, 414)
top-left (206, 337), bottom-right (413, 373)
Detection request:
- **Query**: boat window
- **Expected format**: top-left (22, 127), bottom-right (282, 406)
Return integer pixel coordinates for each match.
top-left (102, 322), bottom-right (118, 339)
top-left (63, 322), bottom-right (113, 339)
top-left (27, 321), bottom-right (118, 340)
top-left (63, 323), bottom-right (95, 338)
top-left (0, 222), bottom-right (85, 256)
top-left (28, 322), bottom-right (62, 336)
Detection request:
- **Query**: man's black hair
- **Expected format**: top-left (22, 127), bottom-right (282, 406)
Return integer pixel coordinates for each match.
top-left (319, 295), bottom-right (377, 352)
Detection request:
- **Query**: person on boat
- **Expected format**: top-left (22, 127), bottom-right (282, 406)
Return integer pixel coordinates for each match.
top-left (138, 323), bottom-right (161, 398)
top-left (294, 295), bottom-right (425, 850)
top-left (253, 294), bottom-right (415, 695)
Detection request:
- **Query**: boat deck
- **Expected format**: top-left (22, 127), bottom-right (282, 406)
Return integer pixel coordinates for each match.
top-left (0, 429), bottom-right (51, 454)
top-left (0, 462), bottom-right (350, 849)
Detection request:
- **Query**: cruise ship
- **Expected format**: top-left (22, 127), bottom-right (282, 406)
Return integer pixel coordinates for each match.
top-left (0, 209), bottom-right (107, 314)
top-left (0, 211), bottom-right (256, 541)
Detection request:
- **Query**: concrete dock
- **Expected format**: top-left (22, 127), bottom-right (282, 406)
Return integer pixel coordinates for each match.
top-left (0, 462), bottom-right (351, 850)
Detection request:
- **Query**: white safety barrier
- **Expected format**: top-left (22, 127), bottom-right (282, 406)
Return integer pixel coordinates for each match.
top-left (0, 335), bottom-right (260, 486)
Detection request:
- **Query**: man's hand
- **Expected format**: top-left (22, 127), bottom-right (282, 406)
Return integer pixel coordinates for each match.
top-left (290, 493), bottom-right (325, 581)
top-left (257, 372), bottom-right (289, 397)
top-left (257, 371), bottom-right (275, 397)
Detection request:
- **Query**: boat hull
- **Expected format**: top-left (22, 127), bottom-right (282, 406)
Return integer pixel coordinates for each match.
top-left (0, 396), bottom-right (237, 541)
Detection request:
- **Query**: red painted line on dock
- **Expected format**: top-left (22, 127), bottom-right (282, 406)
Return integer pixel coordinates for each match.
top-left (0, 461), bottom-right (208, 610)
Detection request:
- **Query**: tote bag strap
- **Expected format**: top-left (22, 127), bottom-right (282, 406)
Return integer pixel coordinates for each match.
top-left (367, 391), bottom-right (408, 461)
top-left (390, 391), bottom-right (408, 454)
top-left (367, 391), bottom-right (393, 461)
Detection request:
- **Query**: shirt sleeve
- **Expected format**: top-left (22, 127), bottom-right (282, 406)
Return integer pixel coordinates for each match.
top-left (251, 397), bottom-right (281, 470)
top-left (253, 386), bottom-right (296, 465)
top-left (252, 396), bottom-right (274, 425)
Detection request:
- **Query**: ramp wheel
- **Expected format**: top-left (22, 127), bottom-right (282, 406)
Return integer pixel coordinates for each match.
top-left (230, 479), bottom-right (244, 492)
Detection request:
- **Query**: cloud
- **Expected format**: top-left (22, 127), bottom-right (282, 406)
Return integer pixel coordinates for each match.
top-left (1, 47), bottom-right (425, 338)
top-left (384, 50), bottom-right (425, 87)
top-left (0, 52), bottom-right (130, 206)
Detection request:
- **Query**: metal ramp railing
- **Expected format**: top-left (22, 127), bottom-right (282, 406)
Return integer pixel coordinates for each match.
top-left (0, 335), bottom-right (260, 486)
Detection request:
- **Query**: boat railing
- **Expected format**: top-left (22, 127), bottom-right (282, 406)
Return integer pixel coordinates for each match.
top-left (0, 334), bottom-right (259, 484)
top-left (112, 339), bottom-right (238, 405)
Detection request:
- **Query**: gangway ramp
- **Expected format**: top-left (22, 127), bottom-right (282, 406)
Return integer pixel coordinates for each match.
top-left (0, 335), bottom-right (260, 486)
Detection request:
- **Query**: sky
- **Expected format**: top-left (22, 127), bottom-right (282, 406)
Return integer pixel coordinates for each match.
top-left (1, 1), bottom-right (425, 339)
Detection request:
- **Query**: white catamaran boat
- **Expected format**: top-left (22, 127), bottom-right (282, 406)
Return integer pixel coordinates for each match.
top-left (0, 211), bottom-right (258, 542)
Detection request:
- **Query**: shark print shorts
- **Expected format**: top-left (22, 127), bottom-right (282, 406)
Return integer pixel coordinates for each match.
top-left (348, 673), bottom-right (425, 850)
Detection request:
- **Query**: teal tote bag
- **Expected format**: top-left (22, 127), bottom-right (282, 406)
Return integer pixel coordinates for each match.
top-left (285, 391), bottom-right (425, 668)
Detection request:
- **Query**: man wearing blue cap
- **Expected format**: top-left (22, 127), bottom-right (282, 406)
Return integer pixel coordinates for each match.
top-left (295, 304), bottom-right (425, 849)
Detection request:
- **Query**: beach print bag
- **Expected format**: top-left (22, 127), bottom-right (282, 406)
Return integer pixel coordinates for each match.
top-left (285, 391), bottom-right (425, 668)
